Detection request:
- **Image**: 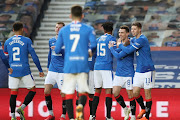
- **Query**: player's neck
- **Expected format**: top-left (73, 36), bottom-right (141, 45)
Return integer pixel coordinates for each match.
top-left (105, 32), bottom-right (112, 35)
top-left (136, 33), bottom-right (141, 39)
top-left (55, 35), bottom-right (58, 39)
top-left (72, 18), bottom-right (81, 22)
top-left (14, 31), bottom-right (23, 36)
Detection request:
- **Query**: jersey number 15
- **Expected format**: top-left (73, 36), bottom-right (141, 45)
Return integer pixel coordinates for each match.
top-left (97, 43), bottom-right (106, 56)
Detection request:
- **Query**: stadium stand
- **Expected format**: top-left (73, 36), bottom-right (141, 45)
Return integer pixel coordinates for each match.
top-left (0, 0), bottom-right (50, 88)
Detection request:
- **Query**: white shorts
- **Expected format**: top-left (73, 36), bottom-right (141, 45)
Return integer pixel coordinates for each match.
top-left (62, 73), bottom-right (90, 94)
top-left (9, 74), bottom-right (35, 89)
top-left (94, 70), bottom-right (113, 89)
top-left (45, 71), bottom-right (64, 90)
top-left (133, 71), bottom-right (155, 89)
top-left (113, 76), bottom-right (133, 90)
top-left (88, 70), bottom-right (95, 94)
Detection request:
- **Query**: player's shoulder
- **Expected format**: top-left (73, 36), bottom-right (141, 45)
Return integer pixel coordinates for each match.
top-left (21, 36), bottom-right (32, 43)
top-left (4, 36), bottom-right (13, 44)
top-left (139, 34), bottom-right (148, 41)
top-left (49, 37), bottom-right (56, 42)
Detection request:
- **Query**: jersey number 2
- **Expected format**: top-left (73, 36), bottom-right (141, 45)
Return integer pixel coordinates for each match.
top-left (13, 47), bottom-right (20, 61)
top-left (70, 34), bottom-right (80, 52)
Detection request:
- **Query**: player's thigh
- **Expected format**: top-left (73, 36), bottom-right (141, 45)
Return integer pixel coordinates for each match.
top-left (21, 74), bottom-right (35, 89)
top-left (94, 70), bottom-right (103, 88)
top-left (133, 72), bottom-right (144, 88)
top-left (144, 71), bottom-right (155, 89)
top-left (62, 73), bottom-right (77, 94)
top-left (113, 75), bottom-right (125, 87)
top-left (9, 76), bottom-right (20, 89)
top-left (124, 77), bottom-right (133, 90)
top-left (45, 71), bottom-right (57, 86)
top-left (88, 70), bottom-right (95, 94)
top-left (77, 73), bottom-right (90, 93)
top-left (101, 70), bottom-right (113, 89)
top-left (56, 73), bottom-right (64, 90)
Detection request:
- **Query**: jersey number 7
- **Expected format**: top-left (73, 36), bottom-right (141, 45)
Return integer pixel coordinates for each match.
top-left (70, 34), bottom-right (80, 52)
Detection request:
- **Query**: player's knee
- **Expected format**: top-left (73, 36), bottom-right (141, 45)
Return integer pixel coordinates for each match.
top-left (127, 94), bottom-right (133, 99)
top-left (113, 89), bottom-right (119, 97)
top-left (44, 89), bottom-right (51, 95)
top-left (133, 91), bottom-right (140, 98)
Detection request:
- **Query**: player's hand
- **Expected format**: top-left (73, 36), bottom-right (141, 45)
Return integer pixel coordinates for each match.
top-left (39, 72), bottom-right (44, 77)
top-left (88, 49), bottom-right (93, 57)
top-left (47, 68), bottom-right (49, 73)
top-left (108, 41), bottom-right (114, 48)
top-left (51, 46), bottom-right (55, 50)
top-left (8, 68), bottom-right (13, 74)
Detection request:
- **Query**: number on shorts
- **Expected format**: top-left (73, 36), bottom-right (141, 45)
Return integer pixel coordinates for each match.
top-left (127, 79), bottom-right (130, 86)
top-left (145, 78), bottom-right (151, 84)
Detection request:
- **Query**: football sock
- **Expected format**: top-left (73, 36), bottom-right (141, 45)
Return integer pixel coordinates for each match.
top-left (23, 90), bottom-right (36, 107)
top-left (89, 98), bottom-right (93, 115)
top-left (115, 94), bottom-right (126, 108)
top-left (130, 97), bottom-right (136, 115)
top-left (66, 94), bottom-right (74, 119)
top-left (145, 99), bottom-right (152, 119)
top-left (136, 95), bottom-right (145, 109)
top-left (79, 93), bottom-right (88, 107)
top-left (92, 92), bottom-right (100, 116)
top-left (62, 97), bottom-right (66, 115)
top-left (45, 94), bottom-right (53, 116)
top-left (106, 94), bottom-right (112, 119)
top-left (10, 91), bottom-right (17, 113)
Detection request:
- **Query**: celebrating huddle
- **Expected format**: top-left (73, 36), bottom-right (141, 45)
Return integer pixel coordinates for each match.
top-left (1, 4), bottom-right (155, 120)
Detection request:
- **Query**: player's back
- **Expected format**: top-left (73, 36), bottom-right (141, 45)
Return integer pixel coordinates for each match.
top-left (116, 45), bottom-right (134, 77)
top-left (48, 37), bottom-right (64, 73)
top-left (59, 21), bottom-right (96, 73)
top-left (95, 34), bottom-right (116, 70)
top-left (4, 35), bottom-right (32, 77)
top-left (132, 35), bottom-right (155, 73)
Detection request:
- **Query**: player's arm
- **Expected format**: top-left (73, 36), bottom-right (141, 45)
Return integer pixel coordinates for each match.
top-left (0, 42), bottom-right (10, 68)
top-left (28, 39), bottom-right (44, 77)
top-left (119, 38), bottom-right (143, 54)
top-left (89, 27), bottom-right (97, 53)
top-left (1, 42), bottom-right (13, 74)
top-left (55, 30), bottom-right (63, 54)
top-left (108, 42), bottom-right (127, 59)
top-left (47, 41), bottom-right (51, 71)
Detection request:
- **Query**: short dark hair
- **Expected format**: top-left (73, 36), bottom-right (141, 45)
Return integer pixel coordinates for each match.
top-left (120, 25), bottom-right (129, 33)
top-left (56, 22), bottom-right (65, 26)
top-left (131, 21), bottom-right (142, 29)
top-left (13, 22), bottom-right (23, 31)
top-left (71, 5), bottom-right (82, 18)
top-left (102, 22), bottom-right (113, 32)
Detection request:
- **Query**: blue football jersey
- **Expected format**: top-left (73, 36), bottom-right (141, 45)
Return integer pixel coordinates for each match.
top-left (47, 37), bottom-right (64, 73)
top-left (88, 52), bottom-right (96, 71)
top-left (55, 21), bottom-right (96, 73)
top-left (0, 42), bottom-right (10, 68)
top-left (94, 34), bottom-right (116, 70)
top-left (4, 35), bottom-right (43, 77)
top-left (119, 34), bottom-right (155, 73)
top-left (110, 45), bottom-right (134, 77)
